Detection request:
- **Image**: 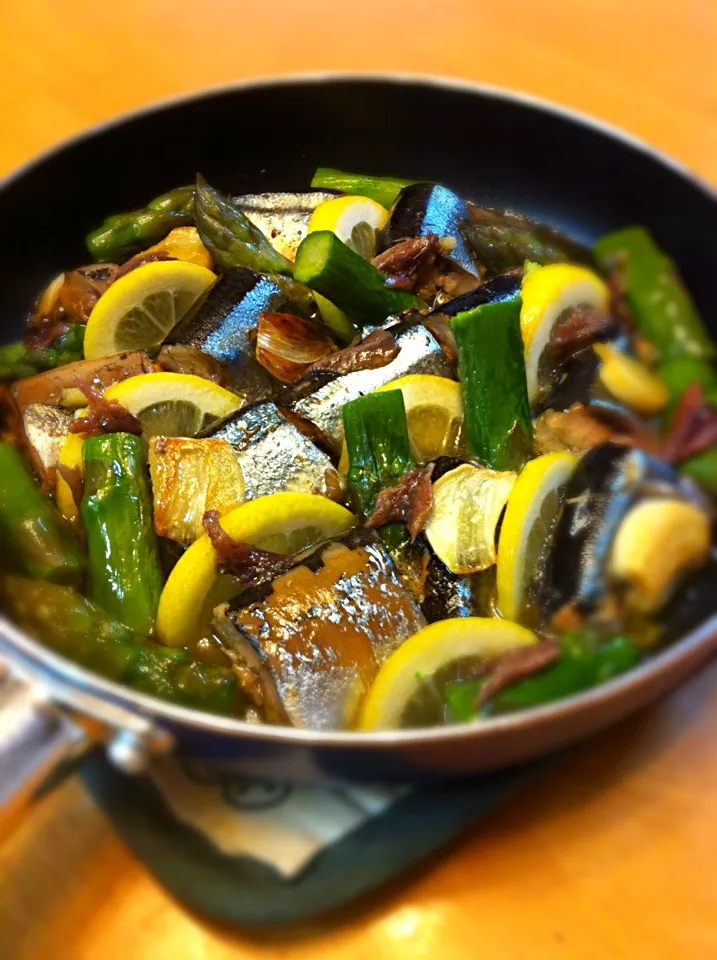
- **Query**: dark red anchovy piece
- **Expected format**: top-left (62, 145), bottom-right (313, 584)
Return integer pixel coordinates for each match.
top-left (550, 306), bottom-right (617, 359)
top-left (202, 510), bottom-right (294, 584)
top-left (662, 382), bottom-right (717, 465)
top-left (366, 464), bottom-right (434, 541)
top-left (306, 329), bottom-right (400, 377)
top-left (68, 383), bottom-right (142, 438)
top-left (475, 641), bottom-right (561, 708)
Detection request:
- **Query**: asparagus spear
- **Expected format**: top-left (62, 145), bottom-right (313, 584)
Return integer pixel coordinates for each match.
top-left (0, 326), bottom-right (85, 381)
top-left (294, 231), bottom-right (423, 326)
top-left (310, 167), bottom-right (419, 210)
top-left (0, 443), bottom-right (85, 583)
top-left (451, 294), bottom-right (533, 471)
top-left (593, 227), bottom-right (714, 362)
top-left (81, 433), bottom-right (163, 635)
top-left (194, 175), bottom-right (293, 276)
top-left (3, 577), bottom-right (238, 715)
top-left (86, 186), bottom-right (195, 262)
top-left (680, 447), bottom-right (717, 496)
top-left (444, 632), bottom-right (640, 721)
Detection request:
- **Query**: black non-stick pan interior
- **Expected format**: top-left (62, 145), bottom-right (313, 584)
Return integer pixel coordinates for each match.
top-left (0, 77), bottom-right (715, 341)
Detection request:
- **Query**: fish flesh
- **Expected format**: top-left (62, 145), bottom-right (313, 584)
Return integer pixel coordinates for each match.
top-left (214, 529), bottom-right (426, 729)
top-left (169, 268), bottom-right (314, 405)
top-left (208, 401), bottom-right (345, 502)
top-left (234, 191), bottom-right (337, 261)
top-left (282, 323), bottom-right (453, 451)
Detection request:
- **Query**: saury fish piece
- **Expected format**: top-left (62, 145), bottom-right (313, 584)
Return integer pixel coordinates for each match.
top-left (208, 401), bottom-right (345, 502)
top-left (235, 191), bottom-right (337, 261)
top-left (169, 268), bottom-right (314, 405)
top-left (214, 530), bottom-right (426, 729)
top-left (284, 323), bottom-right (452, 450)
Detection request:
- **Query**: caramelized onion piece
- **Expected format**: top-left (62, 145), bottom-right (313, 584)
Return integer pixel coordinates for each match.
top-left (255, 313), bottom-right (335, 384)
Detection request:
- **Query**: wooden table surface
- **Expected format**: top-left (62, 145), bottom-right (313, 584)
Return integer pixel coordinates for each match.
top-left (0, 1), bottom-right (715, 957)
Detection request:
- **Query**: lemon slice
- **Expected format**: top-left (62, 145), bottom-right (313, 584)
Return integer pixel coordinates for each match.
top-left (358, 617), bottom-right (538, 730)
top-left (56, 432), bottom-right (85, 526)
top-left (593, 343), bottom-right (669, 415)
top-left (83, 260), bottom-right (217, 359)
top-left (521, 263), bottom-right (609, 404)
top-left (104, 372), bottom-right (240, 437)
top-left (156, 493), bottom-right (356, 646)
top-left (424, 463), bottom-right (517, 574)
top-left (308, 195), bottom-right (389, 255)
top-left (497, 452), bottom-right (578, 623)
top-left (339, 375), bottom-right (464, 473)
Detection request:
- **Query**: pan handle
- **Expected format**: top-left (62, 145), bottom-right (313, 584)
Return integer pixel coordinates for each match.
top-left (0, 657), bottom-right (174, 834)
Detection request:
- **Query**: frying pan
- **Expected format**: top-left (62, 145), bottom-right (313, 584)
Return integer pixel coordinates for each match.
top-left (1, 75), bottom-right (716, 819)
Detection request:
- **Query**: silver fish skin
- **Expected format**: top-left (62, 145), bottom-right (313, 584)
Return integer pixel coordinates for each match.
top-left (285, 324), bottom-right (453, 450)
top-left (234, 191), bottom-right (337, 261)
top-left (169, 268), bottom-right (312, 406)
top-left (208, 401), bottom-right (345, 502)
top-left (217, 530), bottom-right (426, 730)
top-left (21, 403), bottom-right (73, 482)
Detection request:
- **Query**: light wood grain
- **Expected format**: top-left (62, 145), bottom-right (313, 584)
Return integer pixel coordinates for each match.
top-left (0, 1), bottom-right (716, 957)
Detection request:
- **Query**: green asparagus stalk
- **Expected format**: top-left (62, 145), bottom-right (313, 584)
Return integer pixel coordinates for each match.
top-left (680, 447), bottom-right (717, 496)
top-left (86, 185), bottom-right (195, 262)
top-left (310, 167), bottom-right (419, 210)
top-left (657, 356), bottom-right (717, 414)
top-left (294, 231), bottom-right (424, 326)
top-left (194, 175), bottom-right (293, 276)
top-left (451, 294), bottom-right (533, 471)
top-left (0, 326), bottom-right (86, 381)
top-left (444, 632), bottom-right (641, 722)
top-left (593, 226), bottom-right (713, 362)
top-left (81, 433), bottom-right (163, 635)
top-left (3, 577), bottom-right (237, 715)
top-left (342, 390), bottom-right (413, 519)
top-left (0, 443), bottom-right (85, 583)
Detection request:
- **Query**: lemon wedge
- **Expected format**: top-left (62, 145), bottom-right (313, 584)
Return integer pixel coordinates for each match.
top-left (339, 375), bottom-right (464, 473)
top-left (521, 263), bottom-right (609, 404)
top-left (156, 493), bottom-right (356, 646)
top-left (593, 343), bottom-right (669, 415)
top-left (424, 463), bottom-right (517, 574)
top-left (83, 260), bottom-right (217, 359)
top-left (104, 372), bottom-right (240, 437)
top-left (358, 617), bottom-right (538, 730)
top-left (308, 194), bottom-right (389, 338)
top-left (55, 432), bottom-right (85, 527)
top-left (496, 452), bottom-right (578, 623)
top-left (308, 195), bottom-right (389, 253)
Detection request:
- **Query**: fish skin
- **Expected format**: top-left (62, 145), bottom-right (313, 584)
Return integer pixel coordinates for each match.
top-left (20, 403), bottom-right (73, 487)
top-left (208, 401), bottom-right (345, 502)
top-left (168, 268), bottom-right (310, 405)
top-left (234, 191), bottom-right (337, 262)
top-left (283, 323), bottom-right (453, 451)
top-left (221, 530), bottom-right (426, 730)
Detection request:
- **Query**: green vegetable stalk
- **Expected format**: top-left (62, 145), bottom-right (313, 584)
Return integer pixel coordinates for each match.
top-left (444, 632), bottom-right (641, 722)
top-left (680, 447), bottom-right (717, 496)
top-left (194, 175), bottom-right (293, 276)
top-left (310, 167), bottom-right (419, 210)
top-left (593, 226), bottom-right (713, 362)
top-left (3, 577), bottom-right (237, 715)
top-left (451, 294), bottom-right (533, 471)
top-left (81, 433), bottom-right (163, 635)
top-left (294, 231), bottom-right (423, 326)
top-left (657, 356), bottom-right (717, 414)
top-left (0, 443), bottom-right (85, 584)
top-left (342, 390), bottom-right (413, 518)
top-left (0, 326), bottom-right (86, 381)
top-left (86, 186), bottom-right (195, 262)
